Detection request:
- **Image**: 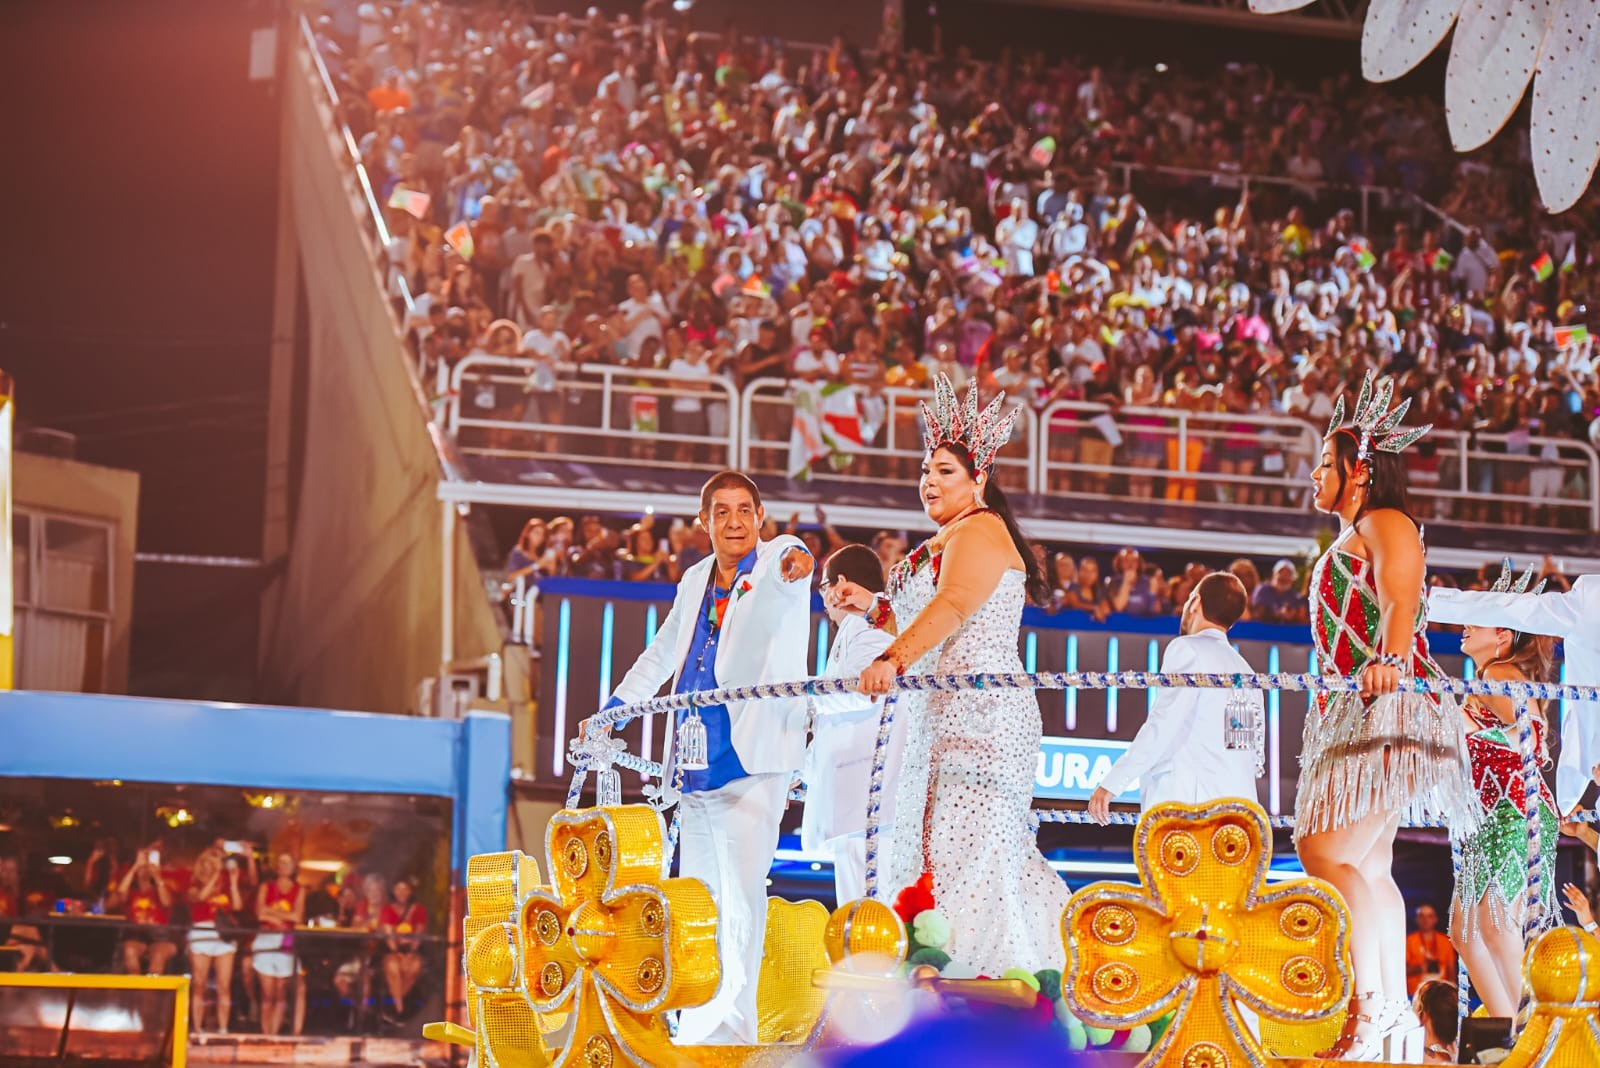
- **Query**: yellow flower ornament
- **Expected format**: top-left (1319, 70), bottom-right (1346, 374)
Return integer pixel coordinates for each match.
top-left (1063, 799), bottom-right (1351, 1068)
top-left (522, 806), bottom-right (721, 1068)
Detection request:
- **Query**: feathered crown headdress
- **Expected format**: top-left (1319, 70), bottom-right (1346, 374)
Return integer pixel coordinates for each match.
top-left (921, 374), bottom-right (1020, 473)
top-left (1325, 370), bottom-right (1431, 463)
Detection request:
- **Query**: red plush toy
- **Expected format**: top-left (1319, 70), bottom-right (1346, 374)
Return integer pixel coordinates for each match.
top-left (893, 871), bottom-right (936, 925)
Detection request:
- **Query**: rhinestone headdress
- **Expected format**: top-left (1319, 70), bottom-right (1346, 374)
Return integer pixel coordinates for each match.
top-left (1489, 558), bottom-right (1548, 644)
top-left (1490, 558), bottom-right (1544, 596)
top-left (1325, 370), bottom-right (1431, 463)
top-left (921, 374), bottom-right (1020, 473)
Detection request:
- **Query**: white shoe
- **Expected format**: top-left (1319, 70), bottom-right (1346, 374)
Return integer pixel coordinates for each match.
top-left (1379, 997), bottom-right (1425, 1064)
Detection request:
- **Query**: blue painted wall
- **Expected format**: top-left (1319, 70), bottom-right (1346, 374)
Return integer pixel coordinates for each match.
top-left (0, 692), bottom-right (510, 870)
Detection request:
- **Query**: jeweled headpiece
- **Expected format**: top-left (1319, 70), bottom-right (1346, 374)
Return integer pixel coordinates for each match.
top-left (1325, 370), bottom-right (1431, 464)
top-left (921, 374), bottom-right (1020, 473)
top-left (1488, 558), bottom-right (1548, 646)
top-left (1490, 558), bottom-right (1544, 596)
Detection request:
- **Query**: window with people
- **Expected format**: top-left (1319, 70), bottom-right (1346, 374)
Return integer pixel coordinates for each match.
top-left (0, 779), bottom-right (450, 1037)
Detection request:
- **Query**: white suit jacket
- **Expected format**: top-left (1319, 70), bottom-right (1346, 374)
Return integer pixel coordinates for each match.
top-left (610, 535), bottom-right (813, 778)
top-left (1429, 576), bottom-right (1600, 814)
top-left (1097, 628), bottom-right (1261, 809)
top-left (800, 615), bottom-right (897, 849)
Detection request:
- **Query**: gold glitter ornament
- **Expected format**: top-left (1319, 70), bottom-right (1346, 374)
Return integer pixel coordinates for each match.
top-left (520, 806), bottom-right (720, 1067)
top-left (821, 898), bottom-right (908, 968)
top-left (1500, 925), bottom-right (1600, 1067)
top-left (1062, 799), bottom-right (1351, 1068)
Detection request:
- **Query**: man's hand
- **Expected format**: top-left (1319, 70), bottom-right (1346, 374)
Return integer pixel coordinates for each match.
top-left (1087, 786), bottom-right (1114, 826)
top-left (780, 547), bottom-right (814, 583)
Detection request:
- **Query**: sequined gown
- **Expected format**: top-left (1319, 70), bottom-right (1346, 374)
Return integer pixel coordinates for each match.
top-left (884, 549), bottom-right (1071, 974)
top-left (1296, 527), bottom-right (1479, 840)
top-left (1455, 701), bottom-right (1557, 937)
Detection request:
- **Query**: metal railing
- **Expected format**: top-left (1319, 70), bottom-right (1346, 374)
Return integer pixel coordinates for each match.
top-left (443, 368), bottom-right (1600, 531)
top-left (298, 16), bottom-right (412, 320)
top-left (1035, 400), bottom-right (1322, 511)
top-left (737, 381), bottom-right (1040, 492)
top-left (447, 357), bottom-right (738, 470)
top-left (1411, 428), bottom-right (1600, 531)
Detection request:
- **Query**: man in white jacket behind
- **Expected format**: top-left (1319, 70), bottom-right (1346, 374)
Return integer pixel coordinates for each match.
top-left (1088, 572), bottom-right (1262, 822)
top-left (1429, 574), bottom-right (1600, 820)
top-left (805, 545), bottom-right (897, 904)
top-left (600, 471), bottom-right (813, 1044)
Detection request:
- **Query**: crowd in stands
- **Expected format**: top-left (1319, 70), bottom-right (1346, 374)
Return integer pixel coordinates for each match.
top-left (312, 0), bottom-right (1600, 525)
top-left (0, 840), bottom-right (434, 1036)
top-left (501, 507), bottom-right (1575, 629)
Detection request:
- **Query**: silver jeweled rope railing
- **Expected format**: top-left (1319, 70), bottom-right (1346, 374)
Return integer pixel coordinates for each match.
top-left (568, 669), bottom-right (1600, 1031)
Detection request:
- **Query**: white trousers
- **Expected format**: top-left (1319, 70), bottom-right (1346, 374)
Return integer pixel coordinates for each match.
top-left (828, 835), bottom-right (868, 904)
top-left (674, 772), bottom-right (789, 1045)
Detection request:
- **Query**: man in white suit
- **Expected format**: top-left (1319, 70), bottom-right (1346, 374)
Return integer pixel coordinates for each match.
top-left (805, 545), bottom-right (897, 904)
top-left (1088, 572), bottom-right (1262, 822)
top-left (602, 471), bottom-right (813, 1044)
top-left (1429, 574), bottom-right (1600, 820)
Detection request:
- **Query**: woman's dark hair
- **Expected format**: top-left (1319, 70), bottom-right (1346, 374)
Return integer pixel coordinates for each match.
top-left (1328, 429), bottom-right (1412, 521)
top-left (1414, 980), bottom-right (1458, 1045)
top-left (822, 544), bottom-right (886, 594)
top-left (933, 444), bottom-right (1049, 604)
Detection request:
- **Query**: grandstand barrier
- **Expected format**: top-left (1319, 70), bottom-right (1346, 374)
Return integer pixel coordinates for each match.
top-left (738, 381), bottom-right (1040, 492)
top-left (517, 576), bottom-right (1506, 819)
top-left (1035, 399), bottom-right (1323, 511)
top-left (449, 356), bottom-right (740, 471)
top-left (446, 374), bottom-right (1600, 532)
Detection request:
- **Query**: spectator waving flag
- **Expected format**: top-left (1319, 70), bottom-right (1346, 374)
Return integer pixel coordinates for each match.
top-left (1531, 252), bottom-right (1554, 281)
top-left (1430, 248), bottom-right (1453, 271)
top-left (1561, 244), bottom-right (1578, 274)
top-left (789, 382), bottom-right (870, 478)
top-left (1555, 325), bottom-right (1590, 349)
top-left (445, 222), bottom-right (475, 261)
top-left (387, 188), bottom-right (431, 219)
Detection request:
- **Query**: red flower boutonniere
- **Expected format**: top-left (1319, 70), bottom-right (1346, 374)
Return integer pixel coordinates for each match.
top-left (736, 579), bottom-right (754, 599)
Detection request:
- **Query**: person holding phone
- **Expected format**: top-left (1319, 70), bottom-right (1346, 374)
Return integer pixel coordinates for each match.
top-left (188, 847), bottom-right (248, 1033)
top-left (114, 848), bottom-right (176, 976)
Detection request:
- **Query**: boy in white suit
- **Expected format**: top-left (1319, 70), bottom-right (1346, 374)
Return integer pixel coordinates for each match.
top-left (1430, 574), bottom-right (1600, 821)
top-left (805, 545), bottom-right (897, 904)
top-left (601, 471), bottom-right (813, 1044)
top-left (1088, 572), bottom-right (1262, 822)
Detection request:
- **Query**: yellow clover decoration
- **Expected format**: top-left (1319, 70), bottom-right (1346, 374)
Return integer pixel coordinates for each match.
top-left (522, 805), bottom-right (720, 1068)
top-left (461, 849), bottom-right (556, 1066)
top-left (1063, 799), bottom-right (1351, 1068)
top-left (1501, 926), bottom-right (1600, 1068)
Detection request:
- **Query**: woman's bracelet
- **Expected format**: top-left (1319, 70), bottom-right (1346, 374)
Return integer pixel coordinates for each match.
top-left (863, 595), bottom-right (892, 629)
top-left (1371, 652), bottom-right (1406, 670)
top-left (1584, 920), bottom-right (1598, 935)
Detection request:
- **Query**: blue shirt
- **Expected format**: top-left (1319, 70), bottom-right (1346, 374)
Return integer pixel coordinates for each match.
top-left (676, 548), bottom-right (759, 792)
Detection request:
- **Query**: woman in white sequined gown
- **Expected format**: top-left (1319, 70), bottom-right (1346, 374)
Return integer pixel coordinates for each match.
top-left (836, 429), bottom-right (1071, 975)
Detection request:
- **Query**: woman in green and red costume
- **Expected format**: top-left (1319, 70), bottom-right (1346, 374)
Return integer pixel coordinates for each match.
top-left (1295, 372), bottom-right (1480, 1061)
